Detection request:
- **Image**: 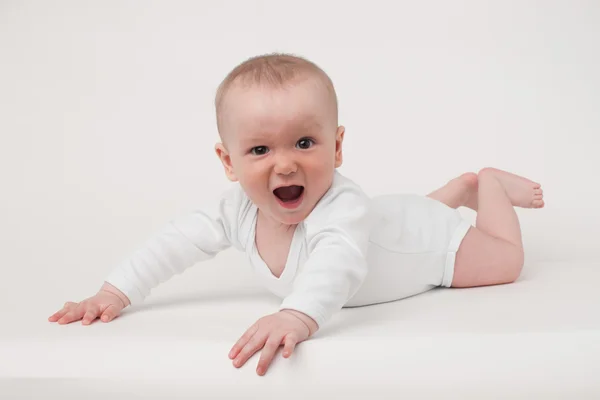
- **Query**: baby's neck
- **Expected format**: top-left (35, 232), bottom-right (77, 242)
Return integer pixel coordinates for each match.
top-left (257, 209), bottom-right (297, 233)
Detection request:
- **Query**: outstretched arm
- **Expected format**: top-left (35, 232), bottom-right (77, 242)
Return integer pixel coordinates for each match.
top-left (230, 175), bottom-right (372, 375)
top-left (49, 185), bottom-right (245, 323)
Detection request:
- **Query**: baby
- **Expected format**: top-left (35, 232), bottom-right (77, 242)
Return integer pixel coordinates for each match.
top-left (49, 53), bottom-right (545, 376)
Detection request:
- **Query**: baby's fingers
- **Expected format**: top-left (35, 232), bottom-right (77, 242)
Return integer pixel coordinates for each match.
top-left (282, 333), bottom-right (299, 358)
top-left (100, 304), bottom-right (121, 323)
top-left (234, 332), bottom-right (268, 369)
top-left (230, 323), bottom-right (259, 360)
top-left (82, 305), bottom-right (101, 325)
top-left (48, 302), bottom-right (77, 322)
top-left (256, 335), bottom-right (284, 376)
top-left (58, 304), bottom-right (85, 325)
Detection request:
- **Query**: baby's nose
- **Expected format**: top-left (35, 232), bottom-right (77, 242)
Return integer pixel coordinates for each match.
top-left (273, 154), bottom-right (297, 175)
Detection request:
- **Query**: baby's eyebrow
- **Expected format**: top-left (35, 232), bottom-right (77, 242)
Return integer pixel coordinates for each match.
top-left (238, 135), bottom-right (267, 146)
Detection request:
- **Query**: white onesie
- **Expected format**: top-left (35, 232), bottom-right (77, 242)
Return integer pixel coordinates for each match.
top-left (106, 171), bottom-right (471, 328)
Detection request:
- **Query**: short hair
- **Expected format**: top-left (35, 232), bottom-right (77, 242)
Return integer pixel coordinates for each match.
top-left (214, 52), bottom-right (338, 137)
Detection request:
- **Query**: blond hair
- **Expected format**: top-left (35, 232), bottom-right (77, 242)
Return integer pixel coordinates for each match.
top-left (214, 53), bottom-right (338, 136)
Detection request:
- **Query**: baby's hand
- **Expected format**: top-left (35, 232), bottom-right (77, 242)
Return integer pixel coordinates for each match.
top-left (48, 283), bottom-right (130, 325)
top-left (229, 310), bottom-right (316, 376)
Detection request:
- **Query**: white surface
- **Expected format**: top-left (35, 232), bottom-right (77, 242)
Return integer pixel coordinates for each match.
top-left (2, 258), bottom-right (600, 398)
top-left (2, 1), bottom-right (600, 399)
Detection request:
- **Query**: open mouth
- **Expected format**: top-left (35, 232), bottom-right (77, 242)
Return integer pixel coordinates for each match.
top-left (273, 185), bottom-right (304, 204)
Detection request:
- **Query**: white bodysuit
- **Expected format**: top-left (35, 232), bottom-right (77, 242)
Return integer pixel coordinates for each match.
top-left (106, 171), bottom-right (471, 328)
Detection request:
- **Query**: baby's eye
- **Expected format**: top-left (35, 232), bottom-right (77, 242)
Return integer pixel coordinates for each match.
top-left (296, 138), bottom-right (314, 150)
top-left (250, 146), bottom-right (269, 156)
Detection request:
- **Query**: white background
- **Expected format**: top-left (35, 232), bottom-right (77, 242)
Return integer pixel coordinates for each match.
top-left (1, 1), bottom-right (599, 306)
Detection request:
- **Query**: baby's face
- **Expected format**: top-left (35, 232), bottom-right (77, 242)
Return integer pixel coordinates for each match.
top-left (216, 77), bottom-right (343, 225)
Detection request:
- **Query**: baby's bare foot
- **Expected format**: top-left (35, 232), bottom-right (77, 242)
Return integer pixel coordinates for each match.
top-left (480, 167), bottom-right (545, 208)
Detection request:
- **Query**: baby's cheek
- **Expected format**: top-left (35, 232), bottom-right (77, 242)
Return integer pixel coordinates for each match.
top-left (239, 179), bottom-right (270, 207)
top-left (235, 164), bottom-right (259, 184)
top-left (308, 156), bottom-right (335, 181)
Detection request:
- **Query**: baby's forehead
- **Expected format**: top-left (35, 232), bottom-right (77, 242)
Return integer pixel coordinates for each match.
top-left (226, 84), bottom-right (329, 122)
top-left (234, 110), bottom-right (323, 138)
top-left (218, 75), bottom-right (336, 143)
top-left (227, 76), bottom-right (325, 102)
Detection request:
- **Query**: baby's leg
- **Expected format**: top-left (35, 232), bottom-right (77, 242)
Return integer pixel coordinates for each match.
top-left (427, 172), bottom-right (479, 210)
top-left (451, 168), bottom-right (543, 287)
top-left (427, 170), bottom-right (544, 211)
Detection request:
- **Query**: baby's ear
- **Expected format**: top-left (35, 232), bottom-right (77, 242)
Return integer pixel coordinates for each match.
top-left (215, 143), bottom-right (238, 182)
top-left (334, 126), bottom-right (345, 168)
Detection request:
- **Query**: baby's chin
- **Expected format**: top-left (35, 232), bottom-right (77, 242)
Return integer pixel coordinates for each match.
top-left (268, 207), bottom-right (313, 226)
top-left (267, 209), bottom-right (307, 225)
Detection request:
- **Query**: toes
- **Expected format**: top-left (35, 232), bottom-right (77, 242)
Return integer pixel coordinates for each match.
top-left (534, 188), bottom-right (543, 195)
top-left (532, 200), bottom-right (545, 208)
